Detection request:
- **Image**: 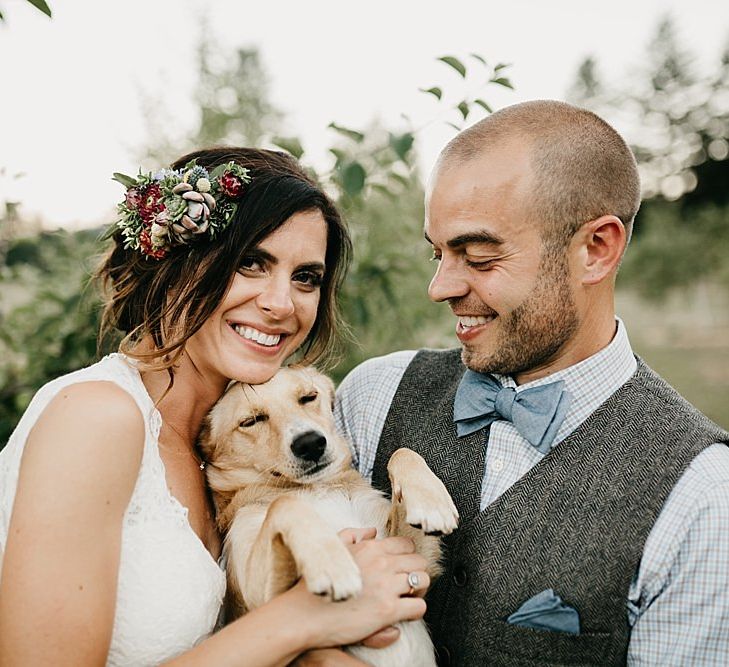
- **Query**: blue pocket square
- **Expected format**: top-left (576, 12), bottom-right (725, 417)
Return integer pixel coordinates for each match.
top-left (507, 589), bottom-right (580, 635)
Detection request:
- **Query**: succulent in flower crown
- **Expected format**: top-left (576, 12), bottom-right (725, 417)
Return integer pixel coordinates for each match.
top-left (111, 160), bottom-right (252, 259)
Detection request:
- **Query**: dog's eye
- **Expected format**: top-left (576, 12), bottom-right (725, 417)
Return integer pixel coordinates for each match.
top-left (299, 392), bottom-right (318, 404)
top-left (239, 414), bottom-right (269, 428)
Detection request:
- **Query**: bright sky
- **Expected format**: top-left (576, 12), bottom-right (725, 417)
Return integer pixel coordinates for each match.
top-left (1, 0), bottom-right (728, 229)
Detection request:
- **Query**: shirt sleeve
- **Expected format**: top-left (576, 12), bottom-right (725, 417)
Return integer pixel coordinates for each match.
top-left (627, 443), bottom-right (729, 665)
top-left (334, 351), bottom-right (416, 481)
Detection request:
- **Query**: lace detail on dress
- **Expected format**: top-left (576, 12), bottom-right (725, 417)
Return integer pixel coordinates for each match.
top-left (121, 395), bottom-right (188, 530)
top-left (0, 354), bottom-right (226, 666)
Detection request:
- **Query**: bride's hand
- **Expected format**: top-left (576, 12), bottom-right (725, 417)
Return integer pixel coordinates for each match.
top-left (286, 527), bottom-right (429, 651)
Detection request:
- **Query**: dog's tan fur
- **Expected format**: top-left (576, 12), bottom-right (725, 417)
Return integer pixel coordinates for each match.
top-left (199, 366), bottom-right (458, 665)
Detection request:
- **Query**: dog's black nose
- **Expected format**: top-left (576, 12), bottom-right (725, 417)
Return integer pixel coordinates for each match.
top-left (291, 431), bottom-right (326, 462)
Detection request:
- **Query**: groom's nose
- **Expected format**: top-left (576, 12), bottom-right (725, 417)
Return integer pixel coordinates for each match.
top-left (428, 257), bottom-right (469, 302)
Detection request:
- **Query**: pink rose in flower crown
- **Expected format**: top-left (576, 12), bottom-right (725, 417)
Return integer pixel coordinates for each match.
top-left (219, 171), bottom-right (244, 198)
top-left (138, 183), bottom-right (164, 223)
top-left (125, 188), bottom-right (142, 209)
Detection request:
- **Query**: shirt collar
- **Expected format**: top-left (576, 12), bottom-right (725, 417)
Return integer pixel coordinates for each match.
top-left (491, 318), bottom-right (637, 448)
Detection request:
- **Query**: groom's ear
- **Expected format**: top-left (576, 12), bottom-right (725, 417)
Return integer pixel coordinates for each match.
top-left (572, 215), bottom-right (626, 286)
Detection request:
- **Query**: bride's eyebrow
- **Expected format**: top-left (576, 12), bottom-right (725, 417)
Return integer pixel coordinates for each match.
top-left (248, 248), bottom-right (326, 273)
top-left (295, 262), bottom-right (326, 273)
top-left (246, 248), bottom-right (276, 264)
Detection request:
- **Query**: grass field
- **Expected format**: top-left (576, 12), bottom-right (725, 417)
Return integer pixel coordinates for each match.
top-left (618, 288), bottom-right (729, 429)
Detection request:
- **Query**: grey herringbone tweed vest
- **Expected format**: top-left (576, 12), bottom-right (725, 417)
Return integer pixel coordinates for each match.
top-left (371, 349), bottom-right (729, 667)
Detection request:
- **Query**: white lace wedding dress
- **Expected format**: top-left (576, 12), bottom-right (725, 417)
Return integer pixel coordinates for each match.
top-left (0, 354), bottom-right (226, 666)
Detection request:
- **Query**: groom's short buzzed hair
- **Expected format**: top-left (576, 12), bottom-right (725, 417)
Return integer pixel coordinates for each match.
top-left (441, 100), bottom-right (641, 248)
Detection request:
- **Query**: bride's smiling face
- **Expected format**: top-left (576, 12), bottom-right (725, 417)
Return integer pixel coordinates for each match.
top-left (184, 209), bottom-right (328, 388)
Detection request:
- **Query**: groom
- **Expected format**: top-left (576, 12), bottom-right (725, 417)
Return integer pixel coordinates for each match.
top-left (335, 100), bottom-right (729, 665)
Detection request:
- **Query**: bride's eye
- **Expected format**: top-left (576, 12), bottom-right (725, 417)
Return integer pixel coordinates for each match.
top-left (238, 255), bottom-right (264, 273)
top-left (293, 270), bottom-right (324, 290)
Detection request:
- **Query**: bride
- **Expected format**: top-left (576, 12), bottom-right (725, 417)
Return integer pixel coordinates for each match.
top-left (0, 147), bottom-right (428, 666)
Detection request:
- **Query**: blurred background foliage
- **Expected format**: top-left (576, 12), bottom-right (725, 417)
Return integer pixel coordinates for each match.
top-left (1, 15), bottom-right (728, 447)
top-left (568, 16), bottom-right (729, 425)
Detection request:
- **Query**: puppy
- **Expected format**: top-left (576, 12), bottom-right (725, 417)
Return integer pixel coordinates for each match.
top-left (199, 366), bottom-right (458, 667)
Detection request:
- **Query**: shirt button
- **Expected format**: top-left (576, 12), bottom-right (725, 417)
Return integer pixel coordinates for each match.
top-left (490, 456), bottom-right (504, 473)
top-left (453, 565), bottom-right (467, 587)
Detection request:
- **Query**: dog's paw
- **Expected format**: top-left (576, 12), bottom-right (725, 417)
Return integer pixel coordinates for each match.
top-left (394, 477), bottom-right (459, 536)
top-left (300, 539), bottom-right (362, 602)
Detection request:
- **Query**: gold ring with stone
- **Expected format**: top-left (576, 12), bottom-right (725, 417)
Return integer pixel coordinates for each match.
top-left (406, 571), bottom-right (420, 596)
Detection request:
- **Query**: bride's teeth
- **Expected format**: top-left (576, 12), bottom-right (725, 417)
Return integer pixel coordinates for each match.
top-left (233, 325), bottom-right (282, 346)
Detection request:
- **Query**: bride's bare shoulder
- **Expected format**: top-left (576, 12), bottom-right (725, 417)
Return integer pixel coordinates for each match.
top-left (22, 380), bottom-right (146, 497)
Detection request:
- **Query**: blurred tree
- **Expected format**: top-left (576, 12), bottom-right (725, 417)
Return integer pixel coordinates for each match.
top-left (141, 23), bottom-right (282, 165)
top-left (320, 121), bottom-right (452, 377)
top-left (194, 44), bottom-right (282, 149)
top-left (0, 229), bottom-right (102, 442)
top-left (569, 16), bottom-right (729, 299)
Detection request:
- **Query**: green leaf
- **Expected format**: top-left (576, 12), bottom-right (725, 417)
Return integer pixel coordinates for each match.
top-left (329, 148), bottom-right (347, 166)
top-left (111, 172), bottom-right (138, 189)
top-left (371, 183), bottom-right (397, 200)
top-left (474, 99), bottom-right (493, 113)
top-left (328, 122), bottom-right (365, 143)
top-left (470, 53), bottom-right (488, 66)
top-left (27, 0), bottom-right (52, 17)
top-left (271, 136), bottom-right (304, 159)
top-left (339, 161), bottom-right (366, 198)
top-left (445, 121), bottom-right (462, 132)
top-left (457, 101), bottom-right (470, 120)
top-left (438, 56), bottom-right (467, 78)
top-left (389, 132), bottom-right (414, 161)
top-left (208, 163), bottom-right (227, 180)
top-left (390, 172), bottom-right (412, 188)
top-left (0, 9), bottom-right (4, 20)
top-left (494, 62), bottom-right (510, 72)
top-left (419, 86), bottom-right (443, 100)
top-left (491, 77), bottom-right (514, 89)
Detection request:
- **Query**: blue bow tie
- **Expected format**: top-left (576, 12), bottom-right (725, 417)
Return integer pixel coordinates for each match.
top-left (453, 370), bottom-right (572, 454)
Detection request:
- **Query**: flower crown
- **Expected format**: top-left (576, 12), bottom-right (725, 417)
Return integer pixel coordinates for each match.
top-left (112, 160), bottom-right (251, 259)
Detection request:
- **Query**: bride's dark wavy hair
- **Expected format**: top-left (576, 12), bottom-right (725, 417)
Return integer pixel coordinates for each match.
top-left (97, 147), bottom-right (351, 371)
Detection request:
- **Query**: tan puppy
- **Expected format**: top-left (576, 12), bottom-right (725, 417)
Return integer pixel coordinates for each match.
top-left (199, 366), bottom-right (459, 667)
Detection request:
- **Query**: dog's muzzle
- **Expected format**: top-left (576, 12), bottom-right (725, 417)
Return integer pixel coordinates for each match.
top-left (291, 430), bottom-right (327, 463)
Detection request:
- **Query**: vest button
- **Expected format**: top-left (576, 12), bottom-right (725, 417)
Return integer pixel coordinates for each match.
top-left (452, 565), bottom-right (467, 587)
top-left (436, 643), bottom-right (451, 666)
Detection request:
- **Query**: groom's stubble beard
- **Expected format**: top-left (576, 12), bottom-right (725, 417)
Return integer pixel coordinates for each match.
top-left (458, 250), bottom-right (580, 376)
